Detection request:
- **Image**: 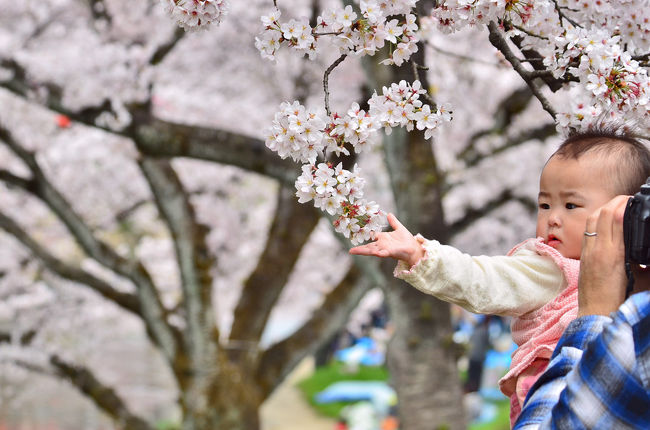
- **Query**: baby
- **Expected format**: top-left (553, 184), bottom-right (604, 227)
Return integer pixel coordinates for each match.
top-left (350, 127), bottom-right (650, 425)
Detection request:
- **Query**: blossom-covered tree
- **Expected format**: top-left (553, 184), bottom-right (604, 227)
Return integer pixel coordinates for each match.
top-left (249, 1), bottom-right (647, 428)
top-left (0, 1), bottom-right (647, 430)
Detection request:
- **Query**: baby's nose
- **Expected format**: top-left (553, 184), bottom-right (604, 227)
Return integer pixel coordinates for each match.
top-left (548, 212), bottom-right (561, 226)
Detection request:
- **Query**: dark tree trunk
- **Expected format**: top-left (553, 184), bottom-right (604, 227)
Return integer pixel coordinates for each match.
top-left (376, 1), bottom-right (467, 427)
top-left (386, 280), bottom-right (467, 430)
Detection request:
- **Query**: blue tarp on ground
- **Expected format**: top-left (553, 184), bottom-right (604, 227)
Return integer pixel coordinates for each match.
top-left (334, 337), bottom-right (385, 366)
top-left (315, 381), bottom-right (395, 404)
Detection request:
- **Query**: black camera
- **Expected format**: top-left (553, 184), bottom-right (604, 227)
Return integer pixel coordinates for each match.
top-left (624, 177), bottom-right (650, 265)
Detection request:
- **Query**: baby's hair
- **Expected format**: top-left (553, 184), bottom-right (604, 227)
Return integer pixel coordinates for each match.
top-left (553, 123), bottom-right (650, 195)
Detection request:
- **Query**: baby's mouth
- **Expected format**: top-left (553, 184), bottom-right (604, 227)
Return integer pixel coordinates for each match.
top-left (547, 234), bottom-right (561, 246)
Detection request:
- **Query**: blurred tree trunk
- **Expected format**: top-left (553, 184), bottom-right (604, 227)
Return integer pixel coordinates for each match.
top-left (362, 1), bottom-right (467, 427)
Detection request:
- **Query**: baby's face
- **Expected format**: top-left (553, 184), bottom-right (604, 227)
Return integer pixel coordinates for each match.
top-left (536, 153), bottom-right (616, 259)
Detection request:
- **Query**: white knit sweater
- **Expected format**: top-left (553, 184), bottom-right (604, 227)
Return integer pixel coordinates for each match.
top-left (393, 236), bottom-right (566, 317)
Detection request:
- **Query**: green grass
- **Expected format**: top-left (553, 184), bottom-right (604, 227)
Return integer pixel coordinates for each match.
top-left (468, 399), bottom-right (510, 430)
top-left (297, 361), bottom-right (389, 418)
top-left (155, 419), bottom-right (180, 430)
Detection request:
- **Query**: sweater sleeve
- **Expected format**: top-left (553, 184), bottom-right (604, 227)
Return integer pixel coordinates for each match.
top-left (394, 238), bottom-right (565, 317)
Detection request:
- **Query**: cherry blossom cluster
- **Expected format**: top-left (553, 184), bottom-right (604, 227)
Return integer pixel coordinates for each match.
top-left (265, 101), bottom-right (327, 164)
top-left (266, 81), bottom-right (451, 163)
top-left (554, 0), bottom-right (649, 53)
top-left (255, 1), bottom-right (419, 65)
top-left (161, 0), bottom-right (230, 31)
top-left (368, 80), bottom-right (453, 139)
top-left (422, 0), bottom-right (550, 34)
top-left (423, 0), bottom-right (649, 47)
top-left (419, 0), bottom-right (649, 130)
top-left (265, 81), bottom-right (451, 243)
top-left (550, 28), bottom-right (649, 129)
top-left (295, 163), bottom-right (385, 245)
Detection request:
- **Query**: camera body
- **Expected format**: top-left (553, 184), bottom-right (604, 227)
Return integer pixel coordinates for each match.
top-left (624, 177), bottom-right (650, 265)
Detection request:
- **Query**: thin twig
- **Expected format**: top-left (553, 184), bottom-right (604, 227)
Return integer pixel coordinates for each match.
top-left (410, 61), bottom-right (437, 109)
top-left (428, 43), bottom-right (501, 66)
top-left (511, 24), bottom-right (548, 40)
top-left (411, 61), bottom-right (421, 83)
top-left (552, 0), bottom-right (581, 28)
top-left (323, 53), bottom-right (347, 117)
top-left (313, 31), bottom-right (344, 37)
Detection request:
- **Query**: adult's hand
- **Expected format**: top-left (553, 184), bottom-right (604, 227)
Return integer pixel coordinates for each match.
top-left (577, 195), bottom-right (630, 317)
top-left (349, 213), bottom-right (424, 267)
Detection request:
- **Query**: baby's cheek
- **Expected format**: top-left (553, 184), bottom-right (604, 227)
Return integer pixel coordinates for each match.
top-left (566, 238), bottom-right (582, 260)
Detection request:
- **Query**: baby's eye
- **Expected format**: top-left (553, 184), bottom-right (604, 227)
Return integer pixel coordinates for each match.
top-left (539, 203), bottom-right (550, 210)
top-left (565, 203), bottom-right (577, 209)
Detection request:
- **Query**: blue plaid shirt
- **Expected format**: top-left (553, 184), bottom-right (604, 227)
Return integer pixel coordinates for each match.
top-left (514, 290), bottom-right (650, 429)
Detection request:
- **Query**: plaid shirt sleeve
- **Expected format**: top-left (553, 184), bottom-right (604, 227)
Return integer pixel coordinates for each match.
top-left (514, 291), bottom-right (650, 430)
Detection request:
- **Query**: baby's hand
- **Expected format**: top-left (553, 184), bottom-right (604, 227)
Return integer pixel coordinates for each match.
top-left (349, 213), bottom-right (424, 267)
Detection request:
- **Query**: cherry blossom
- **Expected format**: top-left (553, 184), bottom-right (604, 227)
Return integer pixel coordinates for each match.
top-left (295, 162), bottom-right (384, 244)
top-left (264, 79), bottom-right (452, 243)
top-left (255, 1), bottom-right (420, 62)
top-left (161, 0), bottom-right (230, 31)
top-left (421, 0), bottom-right (649, 130)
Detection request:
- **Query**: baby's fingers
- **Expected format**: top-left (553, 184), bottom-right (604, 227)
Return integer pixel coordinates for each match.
top-left (349, 244), bottom-right (373, 255)
top-left (349, 241), bottom-right (386, 256)
top-left (387, 213), bottom-right (406, 232)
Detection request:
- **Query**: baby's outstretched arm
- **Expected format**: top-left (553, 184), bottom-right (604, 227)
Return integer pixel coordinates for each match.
top-left (349, 213), bottom-right (424, 267)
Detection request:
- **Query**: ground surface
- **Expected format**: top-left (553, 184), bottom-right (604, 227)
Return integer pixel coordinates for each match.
top-left (261, 357), bottom-right (337, 430)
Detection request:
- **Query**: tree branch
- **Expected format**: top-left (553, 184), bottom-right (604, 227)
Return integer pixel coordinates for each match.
top-left (457, 86), bottom-right (533, 160)
top-left (487, 21), bottom-right (557, 120)
top-left (0, 169), bottom-right (33, 191)
top-left (2, 75), bottom-right (299, 196)
top-left (459, 122), bottom-right (557, 168)
top-left (0, 332), bottom-right (153, 429)
top-left (454, 85), bottom-right (557, 168)
top-left (510, 24), bottom-right (549, 40)
top-left (448, 188), bottom-right (537, 233)
top-left (134, 117), bottom-right (299, 186)
top-left (0, 58), bottom-right (120, 132)
top-left (137, 157), bottom-right (217, 362)
top-left (426, 42), bottom-right (500, 66)
top-left (551, 0), bottom-right (581, 28)
top-left (324, 54), bottom-right (348, 117)
top-left (49, 355), bottom-right (154, 430)
top-left (0, 65), bottom-right (297, 187)
top-left (0, 58), bottom-right (33, 99)
top-left (0, 210), bottom-right (142, 316)
top-left (0, 329), bottom-right (36, 346)
top-left (256, 265), bottom-right (371, 396)
top-left (150, 27), bottom-right (186, 66)
top-left (509, 35), bottom-right (576, 92)
top-left (228, 187), bottom-right (320, 355)
top-left (0, 125), bottom-right (179, 362)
